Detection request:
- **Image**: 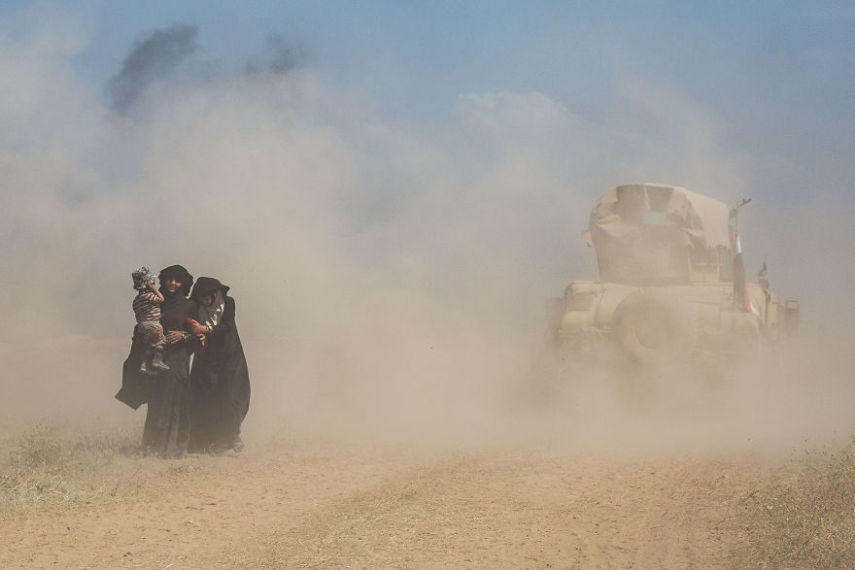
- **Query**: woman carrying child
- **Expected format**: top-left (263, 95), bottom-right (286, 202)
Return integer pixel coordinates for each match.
top-left (117, 265), bottom-right (198, 458)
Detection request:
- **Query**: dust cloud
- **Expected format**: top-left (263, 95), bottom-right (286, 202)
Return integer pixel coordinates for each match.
top-left (1, 19), bottom-right (854, 457)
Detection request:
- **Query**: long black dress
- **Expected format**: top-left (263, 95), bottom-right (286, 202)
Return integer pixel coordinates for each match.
top-left (116, 290), bottom-right (196, 458)
top-left (188, 279), bottom-right (251, 453)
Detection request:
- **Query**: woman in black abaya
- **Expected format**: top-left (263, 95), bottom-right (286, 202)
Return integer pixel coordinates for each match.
top-left (187, 277), bottom-right (251, 454)
top-left (116, 265), bottom-right (197, 458)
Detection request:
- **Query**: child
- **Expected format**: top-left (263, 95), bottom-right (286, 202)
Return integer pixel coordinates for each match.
top-left (131, 266), bottom-right (170, 373)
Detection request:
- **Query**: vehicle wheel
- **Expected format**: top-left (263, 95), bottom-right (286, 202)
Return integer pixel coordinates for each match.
top-left (614, 290), bottom-right (696, 365)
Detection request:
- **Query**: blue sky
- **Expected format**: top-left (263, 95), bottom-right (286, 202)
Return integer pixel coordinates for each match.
top-left (9, 2), bottom-right (847, 118)
top-left (1, 1), bottom-right (853, 335)
top-left (4, 2), bottom-right (850, 154)
top-left (64, 2), bottom-right (854, 190)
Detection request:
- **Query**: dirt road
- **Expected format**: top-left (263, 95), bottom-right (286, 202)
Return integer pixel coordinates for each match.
top-left (5, 336), bottom-right (837, 568)
top-left (1, 437), bottom-right (762, 569)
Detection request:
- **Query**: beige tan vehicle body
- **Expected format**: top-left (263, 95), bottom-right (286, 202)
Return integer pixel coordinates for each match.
top-left (550, 184), bottom-right (799, 367)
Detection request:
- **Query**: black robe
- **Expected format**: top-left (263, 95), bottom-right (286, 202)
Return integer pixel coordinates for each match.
top-left (116, 291), bottom-right (196, 458)
top-left (188, 294), bottom-right (251, 453)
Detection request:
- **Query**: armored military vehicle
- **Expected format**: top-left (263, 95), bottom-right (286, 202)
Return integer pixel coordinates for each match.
top-left (548, 183), bottom-right (798, 369)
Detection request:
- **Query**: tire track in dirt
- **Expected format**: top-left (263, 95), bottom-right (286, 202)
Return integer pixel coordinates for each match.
top-left (0, 440), bottom-right (437, 569)
top-left (1, 442), bottom-right (764, 569)
top-left (253, 451), bottom-right (758, 569)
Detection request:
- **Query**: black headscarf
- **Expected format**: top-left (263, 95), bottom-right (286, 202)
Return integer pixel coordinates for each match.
top-left (159, 265), bottom-right (194, 297)
top-left (190, 276), bottom-right (230, 301)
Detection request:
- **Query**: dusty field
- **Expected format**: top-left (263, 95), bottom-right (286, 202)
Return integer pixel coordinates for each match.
top-left (2, 335), bottom-right (854, 568)
top-left (1, 436), bottom-right (770, 569)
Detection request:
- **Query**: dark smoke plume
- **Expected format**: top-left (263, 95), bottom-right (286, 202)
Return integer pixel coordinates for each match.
top-left (244, 35), bottom-right (304, 76)
top-left (108, 24), bottom-right (198, 113)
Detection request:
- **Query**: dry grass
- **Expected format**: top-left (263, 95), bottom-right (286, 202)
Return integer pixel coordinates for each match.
top-left (733, 440), bottom-right (855, 569)
top-left (0, 424), bottom-right (142, 511)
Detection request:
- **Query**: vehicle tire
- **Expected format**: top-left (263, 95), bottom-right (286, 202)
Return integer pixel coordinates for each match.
top-left (614, 290), bottom-right (696, 365)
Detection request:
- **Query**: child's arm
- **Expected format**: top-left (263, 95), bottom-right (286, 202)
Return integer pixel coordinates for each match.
top-left (145, 282), bottom-right (165, 303)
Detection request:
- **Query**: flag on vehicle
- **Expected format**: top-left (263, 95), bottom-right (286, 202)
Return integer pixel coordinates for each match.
top-left (730, 198), bottom-right (758, 315)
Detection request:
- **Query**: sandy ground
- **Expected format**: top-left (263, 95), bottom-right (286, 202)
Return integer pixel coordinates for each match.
top-left (0, 438), bottom-right (766, 569)
top-left (3, 335), bottom-right (851, 568)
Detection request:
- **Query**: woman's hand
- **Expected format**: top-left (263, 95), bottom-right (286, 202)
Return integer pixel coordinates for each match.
top-left (164, 330), bottom-right (186, 344)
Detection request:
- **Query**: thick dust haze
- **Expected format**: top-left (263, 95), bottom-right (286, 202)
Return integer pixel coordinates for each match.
top-left (2, 22), bottom-right (854, 456)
